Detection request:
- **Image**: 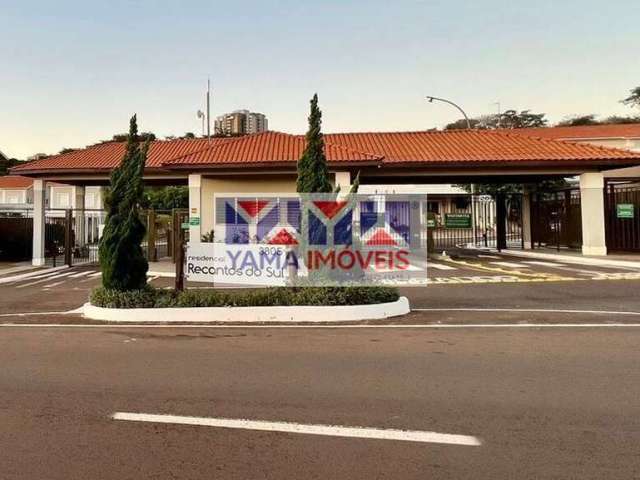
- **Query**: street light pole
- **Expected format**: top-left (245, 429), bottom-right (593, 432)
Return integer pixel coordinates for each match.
top-left (426, 95), bottom-right (471, 129)
top-left (426, 95), bottom-right (476, 245)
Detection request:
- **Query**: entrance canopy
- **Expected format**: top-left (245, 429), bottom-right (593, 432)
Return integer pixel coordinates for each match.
top-left (10, 129), bottom-right (640, 182)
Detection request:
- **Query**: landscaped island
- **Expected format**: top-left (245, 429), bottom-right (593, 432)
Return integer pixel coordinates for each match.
top-left (90, 285), bottom-right (400, 309)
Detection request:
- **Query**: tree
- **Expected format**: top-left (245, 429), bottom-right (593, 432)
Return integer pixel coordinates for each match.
top-left (142, 186), bottom-right (189, 210)
top-left (444, 118), bottom-right (482, 130)
top-left (444, 109), bottom-right (547, 131)
top-left (621, 86), bottom-right (640, 108)
top-left (183, 132), bottom-right (196, 139)
top-left (556, 114), bottom-right (600, 126)
top-left (99, 115), bottom-right (150, 291)
top-left (603, 115), bottom-right (640, 124)
top-left (112, 131), bottom-right (156, 142)
top-left (485, 109), bottom-right (548, 129)
top-left (59, 147), bottom-right (77, 154)
top-left (297, 94), bottom-right (332, 193)
top-left (0, 157), bottom-right (21, 176)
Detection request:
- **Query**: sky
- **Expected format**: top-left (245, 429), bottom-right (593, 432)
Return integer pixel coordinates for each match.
top-left (1, 0), bottom-right (639, 159)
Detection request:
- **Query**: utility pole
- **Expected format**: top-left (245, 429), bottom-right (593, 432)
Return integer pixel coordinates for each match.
top-left (206, 78), bottom-right (211, 143)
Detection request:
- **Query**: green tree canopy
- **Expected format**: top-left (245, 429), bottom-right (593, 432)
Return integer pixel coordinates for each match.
top-left (444, 109), bottom-right (547, 130)
top-left (99, 115), bottom-right (150, 291)
top-left (621, 86), bottom-right (640, 108)
top-left (0, 157), bottom-right (21, 176)
top-left (297, 94), bottom-right (332, 193)
top-left (556, 114), bottom-right (600, 126)
top-left (142, 186), bottom-right (188, 210)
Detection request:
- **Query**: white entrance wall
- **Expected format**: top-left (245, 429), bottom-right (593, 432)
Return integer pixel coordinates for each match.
top-left (32, 179), bottom-right (46, 266)
top-left (188, 174), bottom-right (202, 243)
top-left (199, 175), bottom-right (298, 237)
top-left (579, 172), bottom-right (607, 256)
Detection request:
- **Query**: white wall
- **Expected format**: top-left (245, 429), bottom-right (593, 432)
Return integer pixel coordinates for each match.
top-left (0, 188), bottom-right (29, 205)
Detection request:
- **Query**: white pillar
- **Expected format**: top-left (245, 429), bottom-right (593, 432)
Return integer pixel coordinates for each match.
top-left (522, 186), bottom-right (532, 249)
top-left (334, 171), bottom-right (351, 192)
top-left (579, 172), bottom-right (607, 256)
top-left (188, 174), bottom-right (202, 244)
top-left (32, 179), bottom-right (46, 266)
top-left (73, 186), bottom-right (86, 246)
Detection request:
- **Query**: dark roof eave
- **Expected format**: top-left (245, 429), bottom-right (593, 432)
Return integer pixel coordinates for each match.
top-left (8, 166), bottom-right (181, 177)
top-left (377, 158), bottom-right (640, 169)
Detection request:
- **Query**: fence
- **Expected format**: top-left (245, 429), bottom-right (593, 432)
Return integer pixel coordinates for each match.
top-left (427, 194), bottom-right (523, 251)
top-left (531, 189), bottom-right (582, 251)
top-left (0, 207), bottom-right (33, 261)
top-left (605, 182), bottom-right (640, 252)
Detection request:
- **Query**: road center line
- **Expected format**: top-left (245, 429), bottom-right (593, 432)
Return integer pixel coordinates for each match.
top-left (111, 412), bottom-right (481, 446)
top-left (4, 323), bottom-right (640, 328)
top-left (412, 307), bottom-right (640, 316)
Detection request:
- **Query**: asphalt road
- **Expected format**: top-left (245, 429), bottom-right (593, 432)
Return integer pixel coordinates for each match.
top-left (1, 326), bottom-right (639, 479)
top-left (3, 251), bottom-right (640, 318)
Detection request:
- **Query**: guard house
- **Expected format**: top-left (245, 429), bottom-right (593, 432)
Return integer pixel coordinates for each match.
top-left (10, 129), bottom-right (640, 265)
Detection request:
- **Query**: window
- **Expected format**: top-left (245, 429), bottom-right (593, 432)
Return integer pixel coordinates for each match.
top-left (55, 192), bottom-right (70, 208)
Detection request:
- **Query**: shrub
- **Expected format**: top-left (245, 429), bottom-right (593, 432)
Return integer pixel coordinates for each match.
top-left (90, 285), bottom-right (399, 309)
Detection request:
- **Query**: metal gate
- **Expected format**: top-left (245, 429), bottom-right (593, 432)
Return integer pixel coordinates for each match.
top-left (44, 209), bottom-right (107, 266)
top-left (605, 182), bottom-right (640, 252)
top-left (531, 190), bottom-right (582, 250)
top-left (0, 208), bottom-right (33, 261)
top-left (428, 193), bottom-right (523, 251)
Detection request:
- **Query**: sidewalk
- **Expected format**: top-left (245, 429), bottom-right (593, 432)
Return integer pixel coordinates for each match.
top-left (480, 247), bottom-right (640, 269)
top-left (0, 261), bottom-right (38, 277)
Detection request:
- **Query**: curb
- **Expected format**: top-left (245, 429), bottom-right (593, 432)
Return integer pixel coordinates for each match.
top-left (489, 249), bottom-right (640, 269)
top-left (82, 297), bottom-right (411, 323)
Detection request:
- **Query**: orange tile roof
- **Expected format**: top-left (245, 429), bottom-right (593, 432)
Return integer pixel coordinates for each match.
top-left (324, 130), bottom-right (640, 164)
top-left (11, 138), bottom-right (229, 173)
top-left (10, 129), bottom-right (640, 175)
top-left (0, 175), bottom-right (33, 188)
top-left (513, 123), bottom-right (640, 140)
top-left (166, 131), bottom-right (382, 167)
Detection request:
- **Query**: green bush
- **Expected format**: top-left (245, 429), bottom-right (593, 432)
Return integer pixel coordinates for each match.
top-left (90, 285), bottom-right (399, 309)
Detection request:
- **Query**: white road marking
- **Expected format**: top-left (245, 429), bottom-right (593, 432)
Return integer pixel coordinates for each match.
top-left (7, 269), bottom-right (67, 284)
top-left (523, 261), bottom-right (565, 267)
top-left (111, 412), bottom-right (481, 446)
top-left (88, 272), bottom-right (102, 278)
top-left (412, 307), bottom-right (640, 316)
top-left (15, 271), bottom-right (76, 288)
top-left (478, 255), bottom-right (501, 259)
top-left (428, 262), bottom-right (457, 271)
top-left (41, 281), bottom-right (66, 289)
top-left (5, 323), bottom-right (640, 329)
top-left (489, 261), bottom-right (525, 269)
top-left (69, 270), bottom-right (95, 278)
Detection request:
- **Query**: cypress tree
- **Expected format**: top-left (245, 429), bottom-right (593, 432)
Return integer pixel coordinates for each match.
top-left (99, 115), bottom-right (150, 291)
top-left (297, 94), bottom-right (332, 193)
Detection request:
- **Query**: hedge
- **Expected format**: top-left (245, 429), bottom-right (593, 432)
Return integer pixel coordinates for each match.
top-left (90, 285), bottom-right (400, 309)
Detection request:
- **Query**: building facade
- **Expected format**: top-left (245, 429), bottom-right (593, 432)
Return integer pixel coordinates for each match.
top-left (214, 110), bottom-right (268, 136)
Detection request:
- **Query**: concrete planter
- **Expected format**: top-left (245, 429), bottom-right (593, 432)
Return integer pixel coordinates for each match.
top-left (82, 297), bottom-right (410, 323)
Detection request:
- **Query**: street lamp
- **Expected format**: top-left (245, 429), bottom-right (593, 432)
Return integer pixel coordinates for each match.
top-left (426, 96), bottom-right (472, 129)
top-left (425, 96), bottom-right (477, 244)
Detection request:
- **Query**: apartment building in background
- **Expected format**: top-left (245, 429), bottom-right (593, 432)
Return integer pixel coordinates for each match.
top-left (214, 110), bottom-right (268, 136)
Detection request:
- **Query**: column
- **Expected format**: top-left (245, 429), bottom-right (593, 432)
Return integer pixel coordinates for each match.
top-left (73, 186), bottom-right (85, 247)
top-left (334, 171), bottom-right (351, 192)
top-left (522, 186), bottom-right (533, 249)
top-left (32, 179), bottom-right (46, 266)
top-left (579, 172), bottom-right (607, 256)
top-left (188, 174), bottom-right (202, 244)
